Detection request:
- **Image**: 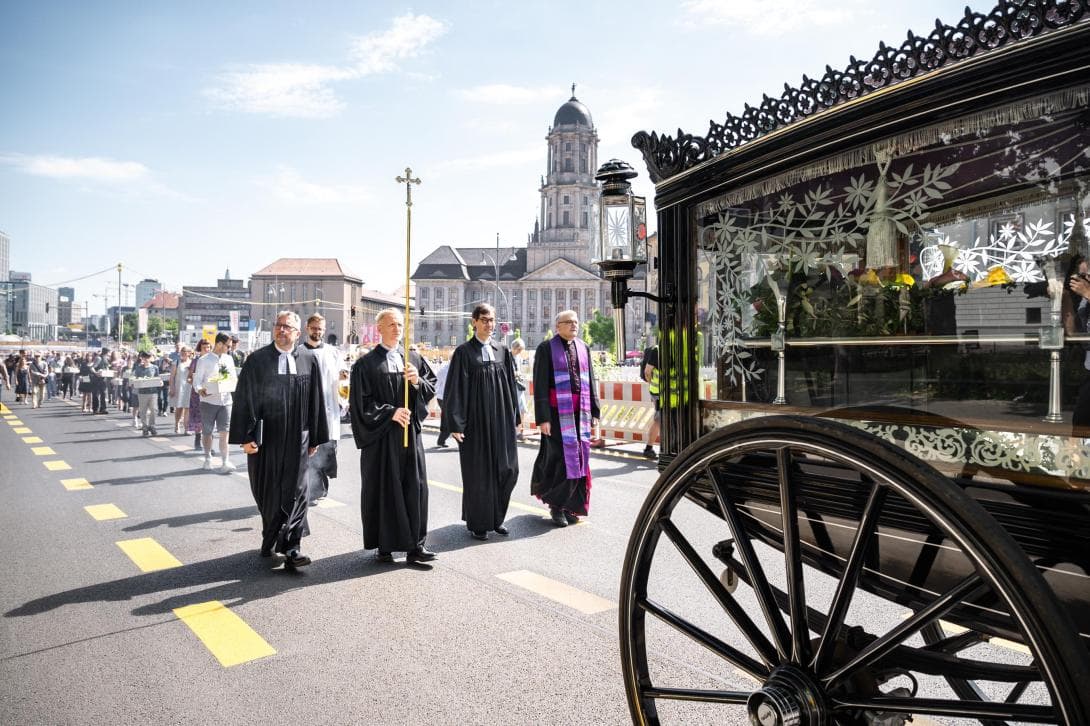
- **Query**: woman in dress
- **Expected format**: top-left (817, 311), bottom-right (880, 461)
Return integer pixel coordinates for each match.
top-left (170, 346), bottom-right (194, 434)
top-left (14, 357), bottom-right (29, 405)
top-left (186, 339), bottom-right (209, 449)
top-left (78, 353), bottom-right (93, 412)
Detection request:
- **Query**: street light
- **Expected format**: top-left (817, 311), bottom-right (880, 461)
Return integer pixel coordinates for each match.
top-left (482, 232), bottom-right (517, 341)
top-left (593, 159), bottom-right (666, 356)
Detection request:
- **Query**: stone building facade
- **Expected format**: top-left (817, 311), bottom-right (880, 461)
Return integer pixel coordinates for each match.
top-left (178, 269), bottom-right (251, 344)
top-left (412, 92), bottom-right (647, 351)
top-left (249, 258), bottom-right (363, 346)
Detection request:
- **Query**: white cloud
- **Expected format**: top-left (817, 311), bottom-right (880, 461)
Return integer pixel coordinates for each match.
top-left (432, 146), bottom-right (541, 174)
top-left (352, 13), bottom-right (448, 75)
top-left (259, 165), bottom-right (370, 205)
top-left (680, 0), bottom-right (855, 36)
top-left (205, 13), bottom-right (448, 119)
top-left (2, 153), bottom-right (149, 182)
top-left (455, 84), bottom-right (566, 105)
top-left (204, 63), bottom-right (352, 119)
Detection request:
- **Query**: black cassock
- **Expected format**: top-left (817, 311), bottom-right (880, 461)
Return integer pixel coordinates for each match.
top-left (442, 337), bottom-right (520, 533)
top-left (349, 346), bottom-right (436, 553)
top-left (229, 344), bottom-right (329, 554)
top-left (530, 338), bottom-right (600, 515)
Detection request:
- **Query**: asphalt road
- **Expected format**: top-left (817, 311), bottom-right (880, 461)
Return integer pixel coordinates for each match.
top-left (2, 395), bottom-right (746, 725)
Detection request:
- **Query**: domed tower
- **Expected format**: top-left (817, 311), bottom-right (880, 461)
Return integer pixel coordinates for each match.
top-left (527, 86), bottom-right (600, 272)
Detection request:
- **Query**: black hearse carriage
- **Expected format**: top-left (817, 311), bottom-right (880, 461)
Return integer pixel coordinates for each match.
top-left (610, 2), bottom-right (1090, 723)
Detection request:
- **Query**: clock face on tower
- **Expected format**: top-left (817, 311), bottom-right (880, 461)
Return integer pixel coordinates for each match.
top-left (606, 206), bottom-right (631, 250)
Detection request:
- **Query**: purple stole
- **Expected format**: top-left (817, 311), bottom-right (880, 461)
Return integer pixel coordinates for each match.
top-left (549, 336), bottom-right (592, 479)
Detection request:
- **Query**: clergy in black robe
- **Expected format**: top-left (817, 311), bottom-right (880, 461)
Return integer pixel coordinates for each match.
top-left (349, 308), bottom-right (438, 562)
top-left (443, 304), bottom-right (520, 540)
top-left (530, 310), bottom-right (600, 527)
top-left (229, 311), bottom-right (329, 567)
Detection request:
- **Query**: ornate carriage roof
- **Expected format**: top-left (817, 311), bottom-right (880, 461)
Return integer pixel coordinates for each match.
top-left (632, 0), bottom-right (1090, 184)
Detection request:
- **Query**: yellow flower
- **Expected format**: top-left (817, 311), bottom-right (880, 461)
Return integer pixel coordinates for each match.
top-left (891, 273), bottom-right (916, 287)
top-left (859, 269), bottom-right (882, 286)
top-left (972, 265), bottom-right (1013, 288)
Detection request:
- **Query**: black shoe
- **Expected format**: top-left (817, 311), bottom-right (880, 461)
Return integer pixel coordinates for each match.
top-left (643, 445), bottom-right (657, 460)
top-left (564, 511), bottom-right (581, 525)
top-left (550, 508), bottom-right (568, 527)
top-left (259, 547), bottom-right (273, 558)
top-left (470, 530), bottom-right (488, 541)
top-left (375, 551), bottom-right (394, 563)
top-left (494, 525), bottom-right (510, 536)
top-left (407, 547), bottom-right (437, 563)
top-left (435, 441), bottom-right (448, 448)
top-left (284, 549), bottom-right (311, 568)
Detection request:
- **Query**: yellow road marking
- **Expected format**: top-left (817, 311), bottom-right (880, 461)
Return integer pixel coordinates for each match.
top-left (61, 477), bottom-right (94, 491)
top-left (115, 538), bottom-right (183, 572)
top-left (150, 436), bottom-right (169, 442)
top-left (14, 427), bottom-right (32, 434)
top-left (6, 420), bottom-right (24, 426)
top-left (171, 445), bottom-right (191, 452)
top-left (43, 460), bottom-right (72, 471)
top-left (85, 504), bottom-right (127, 520)
top-left (313, 498), bottom-right (345, 509)
top-left (173, 601), bottom-right (276, 667)
top-left (32, 446), bottom-right (57, 456)
top-left (428, 479), bottom-right (550, 517)
top-left (21, 436), bottom-right (43, 443)
top-left (497, 570), bottom-right (615, 615)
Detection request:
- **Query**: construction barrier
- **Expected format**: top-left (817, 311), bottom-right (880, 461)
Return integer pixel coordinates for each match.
top-left (427, 379), bottom-right (714, 446)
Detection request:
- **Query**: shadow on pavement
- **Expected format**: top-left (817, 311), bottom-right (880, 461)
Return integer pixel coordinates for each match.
top-left (85, 452), bottom-right (186, 464)
top-left (5, 549), bottom-right (385, 619)
top-left (94, 469), bottom-right (206, 487)
top-left (426, 513), bottom-right (556, 554)
top-left (123, 505), bottom-right (257, 532)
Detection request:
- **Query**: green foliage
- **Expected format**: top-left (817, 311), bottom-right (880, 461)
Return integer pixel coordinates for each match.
top-left (137, 334), bottom-right (154, 353)
top-left (584, 309), bottom-right (615, 355)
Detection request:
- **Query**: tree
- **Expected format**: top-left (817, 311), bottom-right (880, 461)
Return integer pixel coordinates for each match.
top-left (585, 309), bottom-right (615, 356)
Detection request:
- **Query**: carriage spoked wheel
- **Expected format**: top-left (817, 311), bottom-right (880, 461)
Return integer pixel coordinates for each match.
top-left (619, 416), bottom-right (1090, 725)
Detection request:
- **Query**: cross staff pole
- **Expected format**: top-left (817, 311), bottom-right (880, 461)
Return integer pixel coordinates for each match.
top-left (395, 167), bottom-right (421, 448)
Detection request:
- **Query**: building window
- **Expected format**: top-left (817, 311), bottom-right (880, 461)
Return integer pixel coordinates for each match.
top-left (571, 289), bottom-right (580, 302)
top-left (581, 143), bottom-right (587, 154)
top-left (556, 289), bottom-right (566, 306)
top-left (580, 157), bottom-right (587, 173)
top-left (581, 211), bottom-right (588, 228)
top-left (548, 213), bottom-right (552, 227)
top-left (542, 306), bottom-right (550, 319)
top-left (563, 195), bottom-right (570, 205)
top-left (529, 290), bottom-right (537, 306)
top-left (565, 142), bottom-right (571, 151)
top-left (420, 287), bottom-right (429, 300)
top-left (420, 320), bottom-right (429, 331)
top-left (542, 289), bottom-right (551, 303)
top-left (563, 211), bottom-right (570, 226)
top-left (586, 289), bottom-right (596, 310)
top-left (564, 158), bottom-right (573, 172)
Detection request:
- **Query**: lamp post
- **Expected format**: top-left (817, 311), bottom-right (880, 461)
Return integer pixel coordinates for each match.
top-left (593, 159), bottom-right (663, 357)
top-left (116, 263), bottom-right (124, 348)
top-left (482, 233), bottom-right (517, 342)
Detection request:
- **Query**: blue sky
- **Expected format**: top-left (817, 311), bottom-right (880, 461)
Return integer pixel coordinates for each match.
top-left (1, 0), bottom-right (984, 314)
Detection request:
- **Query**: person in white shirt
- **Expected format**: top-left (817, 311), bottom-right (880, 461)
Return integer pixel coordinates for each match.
top-left (301, 313), bottom-right (343, 504)
top-left (191, 332), bottom-right (237, 472)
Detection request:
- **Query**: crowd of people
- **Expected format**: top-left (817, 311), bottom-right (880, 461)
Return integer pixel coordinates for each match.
top-left (3, 304), bottom-right (607, 570)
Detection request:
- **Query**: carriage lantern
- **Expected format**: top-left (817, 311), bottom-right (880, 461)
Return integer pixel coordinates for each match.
top-left (594, 158), bottom-right (651, 356)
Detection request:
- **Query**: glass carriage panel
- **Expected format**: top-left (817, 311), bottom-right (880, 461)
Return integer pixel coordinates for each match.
top-left (695, 86), bottom-right (1090, 485)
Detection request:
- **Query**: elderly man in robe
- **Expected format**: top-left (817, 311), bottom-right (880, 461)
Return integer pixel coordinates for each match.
top-left (530, 309), bottom-right (600, 527)
top-left (229, 311), bottom-right (329, 569)
top-left (349, 308), bottom-right (438, 564)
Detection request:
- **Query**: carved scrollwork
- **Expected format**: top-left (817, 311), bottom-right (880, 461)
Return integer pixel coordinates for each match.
top-left (633, 0), bottom-right (1089, 183)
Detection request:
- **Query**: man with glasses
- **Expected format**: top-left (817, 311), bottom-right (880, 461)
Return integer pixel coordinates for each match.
top-left (230, 311), bottom-right (329, 569)
top-left (530, 310), bottom-right (600, 527)
top-left (442, 303), bottom-right (520, 541)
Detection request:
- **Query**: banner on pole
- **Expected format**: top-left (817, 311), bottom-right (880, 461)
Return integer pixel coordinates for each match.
top-left (229, 310), bottom-right (240, 334)
top-left (137, 308), bottom-right (148, 335)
